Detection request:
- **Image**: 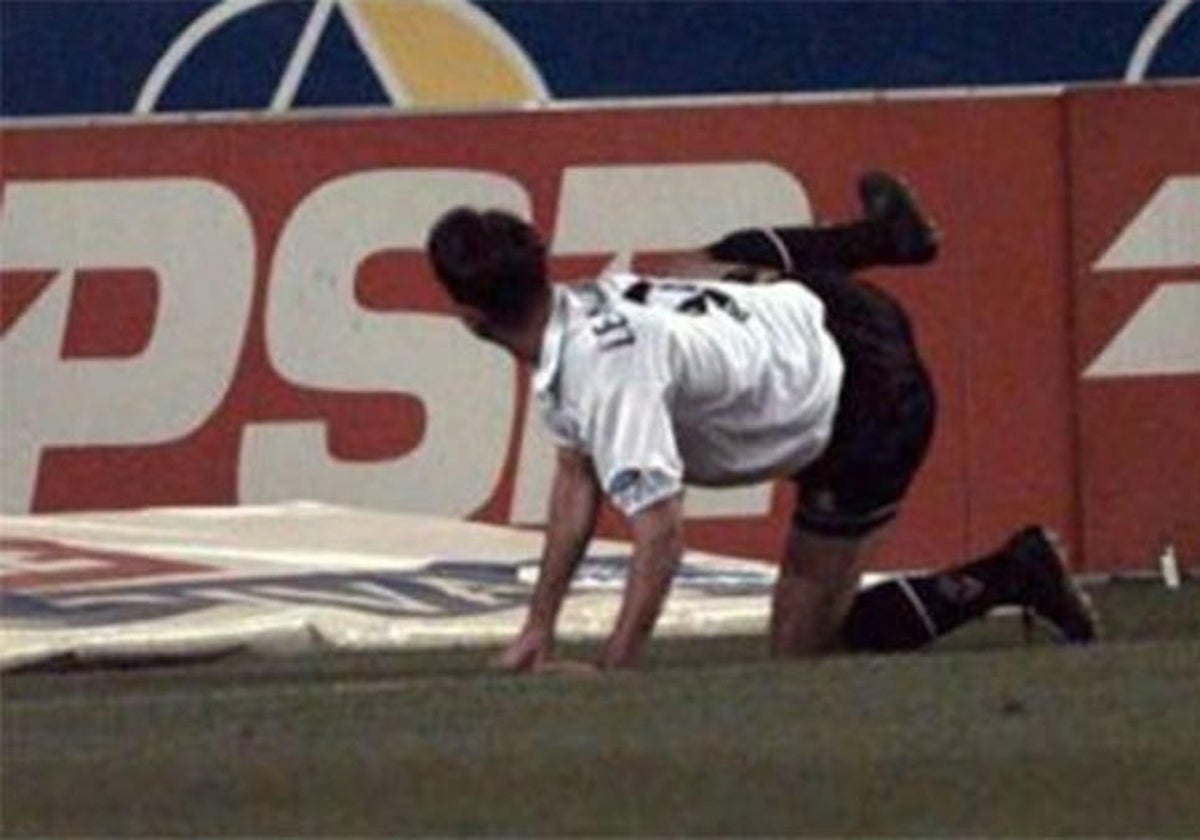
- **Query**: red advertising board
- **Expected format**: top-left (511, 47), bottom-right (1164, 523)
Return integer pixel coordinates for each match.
top-left (1068, 85), bottom-right (1200, 574)
top-left (2, 87), bottom-right (1195, 572)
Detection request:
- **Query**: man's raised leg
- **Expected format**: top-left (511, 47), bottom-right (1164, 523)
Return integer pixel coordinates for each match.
top-left (706, 171), bottom-right (940, 273)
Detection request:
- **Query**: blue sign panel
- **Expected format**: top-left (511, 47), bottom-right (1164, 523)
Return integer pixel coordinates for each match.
top-left (1, 1), bottom-right (1197, 117)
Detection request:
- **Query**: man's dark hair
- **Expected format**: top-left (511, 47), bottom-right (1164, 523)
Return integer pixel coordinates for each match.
top-left (426, 207), bottom-right (547, 327)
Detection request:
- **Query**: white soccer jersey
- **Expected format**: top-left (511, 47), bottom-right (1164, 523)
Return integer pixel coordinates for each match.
top-left (532, 273), bottom-right (845, 516)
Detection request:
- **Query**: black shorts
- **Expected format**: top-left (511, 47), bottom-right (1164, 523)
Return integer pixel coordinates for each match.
top-left (790, 271), bottom-right (937, 537)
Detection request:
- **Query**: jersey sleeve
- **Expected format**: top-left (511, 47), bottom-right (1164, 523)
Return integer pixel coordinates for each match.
top-left (535, 398), bottom-right (585, 451)
top-left (585, 379), bottom-right (684, 517)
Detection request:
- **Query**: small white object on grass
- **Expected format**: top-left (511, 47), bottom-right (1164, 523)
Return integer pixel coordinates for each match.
top-left (1159, 543), bottom-right (1182, 590)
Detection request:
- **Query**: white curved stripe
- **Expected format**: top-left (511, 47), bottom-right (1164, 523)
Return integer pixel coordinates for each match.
top-left (135, 0), bottom-right (278, 113)
top-left (1125, 0), bottom-right (1195, 82)
top-left (895, 578), bottom-right (939, 641)
top-left (336, 0), bottom-right (411, 106)
top-left (442, 0), bottom-right (551, 100)
top-left (271, 0), bottom-right (336, 110)
top-left (761, 227), bottom-right (795, 273)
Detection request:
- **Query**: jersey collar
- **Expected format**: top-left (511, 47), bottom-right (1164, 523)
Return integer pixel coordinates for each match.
top-left (532, 284), bottom-right (568, 396)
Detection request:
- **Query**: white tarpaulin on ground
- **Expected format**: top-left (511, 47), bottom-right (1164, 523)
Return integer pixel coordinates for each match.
top-left (0, 502), bottom-right (777, 671)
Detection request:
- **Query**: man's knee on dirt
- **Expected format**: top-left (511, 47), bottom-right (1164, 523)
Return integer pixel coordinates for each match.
top-left (769, 524), bottom-right (871, 657)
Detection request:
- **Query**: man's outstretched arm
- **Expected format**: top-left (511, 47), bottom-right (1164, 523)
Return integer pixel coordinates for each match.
top-left (601, 493), bottom-right (685, 670)
top-left (494, 446), bottom-right (600, 672)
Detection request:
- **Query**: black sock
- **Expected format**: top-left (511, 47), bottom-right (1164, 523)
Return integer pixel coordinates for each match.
top-left (706, 222), bottom-right (891, 273)
top-left (842, 547), bottom-right (1016, 652)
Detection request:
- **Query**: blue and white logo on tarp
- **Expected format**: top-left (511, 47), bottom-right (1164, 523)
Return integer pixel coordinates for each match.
top-left (1, 551), bottom-right (772, 628)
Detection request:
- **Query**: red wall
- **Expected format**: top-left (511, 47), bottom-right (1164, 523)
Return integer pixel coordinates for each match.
top-left (2, 84), bottom-right (1196, 573)
top-left (1068, 86), bottom-right (1200, 575)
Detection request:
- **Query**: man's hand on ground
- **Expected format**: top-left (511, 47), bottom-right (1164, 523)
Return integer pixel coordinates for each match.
top-left (491, 626), bottom-right (553, 673)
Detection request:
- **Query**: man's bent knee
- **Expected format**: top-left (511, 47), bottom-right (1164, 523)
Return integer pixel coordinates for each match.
top-left (769, 574), bottom-right (846, 656)
top-left (769, 526), bottom-right (877, 656)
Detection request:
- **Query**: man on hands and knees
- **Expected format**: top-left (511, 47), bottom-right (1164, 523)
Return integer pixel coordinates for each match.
top-left (424, 172), bottom-right (1097, 672)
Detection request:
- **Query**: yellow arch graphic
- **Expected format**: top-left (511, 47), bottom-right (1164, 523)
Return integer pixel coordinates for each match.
top-left (351, 0), bottom-right (549, 106)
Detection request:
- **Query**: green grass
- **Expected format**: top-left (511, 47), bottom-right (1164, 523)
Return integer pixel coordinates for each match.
top-left (3, 581), bottom-right (1198, 837)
